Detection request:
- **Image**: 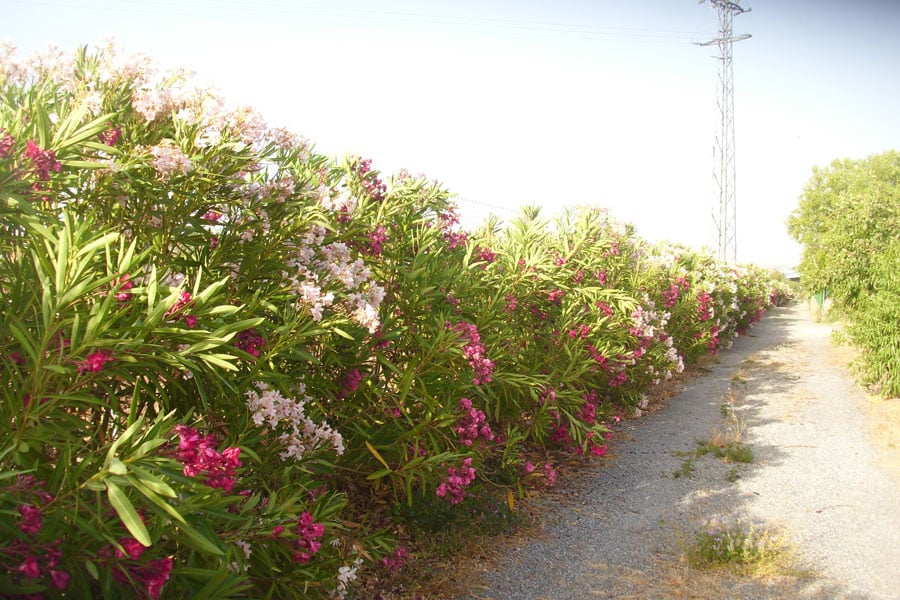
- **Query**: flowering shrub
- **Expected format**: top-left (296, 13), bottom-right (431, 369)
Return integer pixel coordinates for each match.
top-left (0, 42), bottom-right (793, 597)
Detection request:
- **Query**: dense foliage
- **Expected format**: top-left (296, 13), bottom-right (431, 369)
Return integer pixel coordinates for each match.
top-left (0, 43), bottom-right (792, 598)
top-left (788, 150), bottom-right (900, 396)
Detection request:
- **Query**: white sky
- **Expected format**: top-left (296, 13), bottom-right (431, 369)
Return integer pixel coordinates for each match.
top-left (4, 0), bottom-right (899, 268)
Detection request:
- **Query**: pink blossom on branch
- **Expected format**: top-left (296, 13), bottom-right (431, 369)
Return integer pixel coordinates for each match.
top-left (23, 139), bottom-right (61, 180)
top-left (77, 349), bottom-right (114, 374)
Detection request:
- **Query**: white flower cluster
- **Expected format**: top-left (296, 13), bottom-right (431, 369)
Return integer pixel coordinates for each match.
top-left (285, 230), bottom-right (385, 333)
top-left (317, 185), bottom-right (356, 215)
top-left (331, 558), bottom-right (364, 600)
top-left (148, 140), bottom-right (193, 178)
top-left (245, 382), bottom-right (345, 461)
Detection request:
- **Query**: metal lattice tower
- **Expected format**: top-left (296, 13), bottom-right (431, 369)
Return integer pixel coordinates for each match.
top-left (695, 1), bottom-right (750, 263)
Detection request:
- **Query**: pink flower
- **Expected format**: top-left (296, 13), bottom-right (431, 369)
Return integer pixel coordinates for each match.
top-left (116, 537), bottom-right (146, 561)
top-left (235, 328), bottom-right (265, 358)
top-left (291, 512), bottom-right (325, 564)
top-left (381, 547), bottom-right (408, 575)
top-left (10, 351), bottom-right (26, 365)
top-left (172, 425), bottom-right (242, 492)
top-left (453, 397), bottom-right (494, 447)
top-left (435, 458), bottom-right (476, 504)
top-left (543, 463), bottom-right (557, 486)
top-left (16, 556), bottom-right (40, 578)
top-left (0, 129), bottom-right (14, 158)
top-left (142, 557), bottom-right (173, 599)
top-left (547, 289), bottom-right (565, 303)
top-left (113, 274), bottom-right (134, 301)
top-left (50, 569), bottom-right (70, 590)
top-left (17, 504), bottom-right (42, 535)
top-left (339, 368), bottom-right (363, 399)
top-left (272, 525), bottom-right (285, 538)
top-left (98, 126), bottom-right (122, 146)
top-left (365, 225), bottom-right (388, 255)
top-left (475, 246), bottom-right (497, 268)
top-left (78, 349), bottom-right (113, 374)
top-left (23, 140), bottom-right (61, 180)
top-left (165, 291), bottom-right (193, 319)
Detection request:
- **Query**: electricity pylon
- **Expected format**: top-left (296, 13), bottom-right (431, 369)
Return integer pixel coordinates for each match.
top-left (695, 1), bottom-right (750, 263)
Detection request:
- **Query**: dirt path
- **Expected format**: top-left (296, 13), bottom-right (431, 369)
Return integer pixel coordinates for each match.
top-left (455, 304), bottom-right (900, 600)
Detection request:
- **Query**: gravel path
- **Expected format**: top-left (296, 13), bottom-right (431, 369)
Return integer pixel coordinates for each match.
top-left (455, 304), bottom-right (900, 600)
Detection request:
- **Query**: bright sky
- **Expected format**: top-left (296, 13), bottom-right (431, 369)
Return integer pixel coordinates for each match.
top-left (4, 0), bottom-right (899, 268)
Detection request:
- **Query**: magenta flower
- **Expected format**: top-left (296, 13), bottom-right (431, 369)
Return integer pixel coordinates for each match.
top-left (50, 569), bottom-right (70, 590)
top-left (98, 126), bottom-right (122, 146)
top-left (0, 129), bottom-right (14, 158)
top-left (78, 349), bottom-right (114, 374)
top-left (115, 537), bottom-right (147, 561)
top-left (435, 458), bottom-right (476, 504)
top-left (291, 511), bottom-right (325, 564)
top-left (23, 139), bottom-right (61, 180)
top-left (475, 246), bottom-right (497, 268)
top-left (172, 425), bottom-right (242, 492)
top-left (235, 328), bottom-right (266, 358)
top-left (365, 225), bottom-right (388, 255)
top-left (339, 368), bottom-right (363, 399)
top-left (113, 274), bottom-right (134, 302)
top-left (381, 547), bottom-right (408, 575)
top-left (16, 555), bottom-right (41, 578)
top-left (454, 398), bottom-right (494, 447)
top-left (547, 289), bottom-right (565, 303)
top-left (17, 504), bottom-right (42, 535)
top-left (448, 321), bottom-right (494, 385)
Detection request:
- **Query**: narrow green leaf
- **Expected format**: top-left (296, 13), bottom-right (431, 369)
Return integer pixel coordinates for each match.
top-left (107, 480), bottom-right (151, 547)
top-left (176, 521), bottom-right (225, 556)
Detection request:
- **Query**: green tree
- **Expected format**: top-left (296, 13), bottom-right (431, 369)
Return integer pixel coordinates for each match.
top-left (788, 150), bottom-right (900, 395)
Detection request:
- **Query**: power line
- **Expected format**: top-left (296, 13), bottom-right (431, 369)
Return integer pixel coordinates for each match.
top-left (694, 0), bottom-right (751, 264)
top-left (3, 0), bottom-right (709, 44)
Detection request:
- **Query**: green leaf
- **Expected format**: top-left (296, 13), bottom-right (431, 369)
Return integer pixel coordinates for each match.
top-left (108, 457), bottom-right (127, 476)
top-left (176, 521), bottom-right (225, 556)
top-left (107, 480), bottom-right (151, 547)
top-left (85, 560), bottom-right (99, 580)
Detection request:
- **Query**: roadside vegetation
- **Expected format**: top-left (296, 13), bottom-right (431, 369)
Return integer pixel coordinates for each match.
top-left (788, 150), bottom-right (900, 397)
top-left (0, 42), bottom-right (792, 598)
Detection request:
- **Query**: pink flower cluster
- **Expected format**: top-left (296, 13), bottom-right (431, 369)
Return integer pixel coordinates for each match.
top-left (235, 328), bottom-right (266, 358)
top-left (113, 274), bottom-right (134, 301)
top-left (4, 476), bottom-right (69, 592)
top-left (503, 294), bottom-right (518, 313)
top-left (78, 349), bottom-right (114, 374)
top-left (569, 324), bottom-right (591, 339)
top-left (172, 425), bottom-right (242, 492)
top-left (275, 511), bottom-right (325, 564)
top-left (547, 289), bottom-right (566, 303)
top-left (0, 128), bottom-right (14, 158)
top-left (381, 547), bottom-right (408, 575)
top-left (454, 398), bottom-right (494, 447)
top-left (595, 300), bottom-right (613, 317)
top-left (356, 158), bottom-right (386, 201)
top-left (104, 546), bottom-right (172, 600)
top-left (475, 246), bottom-right (497, 268)
top-left (23, 139), bottom-right (61, 180)
top-left (445, 230), bottom-right (468, 250)
top-left (165, 291), bottom-right (197, 328)
top-left (365, 225), bottom-right (388, 256)
top-left (339, 368), bottom-right (363, 399)
top-left (696, 291), bottom-right (714, 322)
top-left (448, 321), bottom-right (494, 385)
top-left (98, 126), bottom-right (122, 146)
top-left (435, 458), bottom-right (476, 504)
